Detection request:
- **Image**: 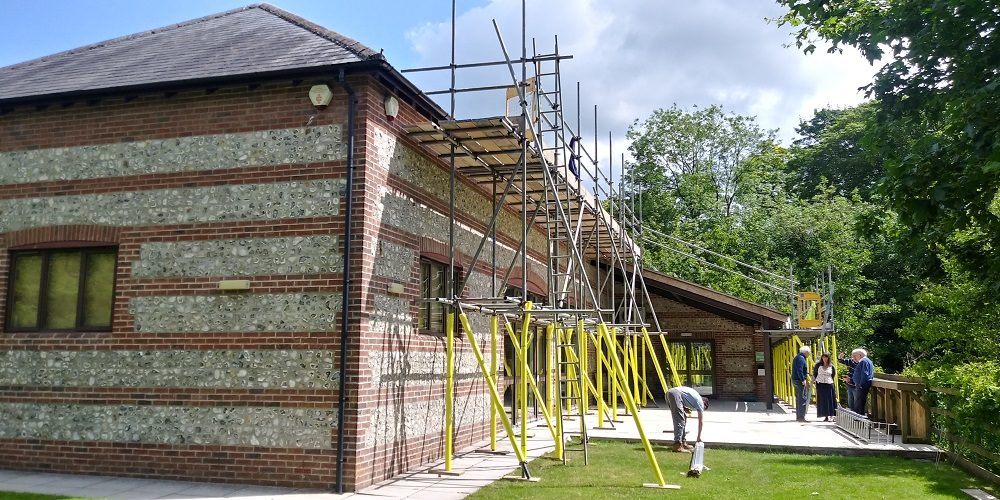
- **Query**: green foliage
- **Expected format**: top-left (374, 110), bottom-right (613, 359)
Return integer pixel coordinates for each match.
top-left (787, 103), bottom-right (883, 200)
top-left (627, 105), bottom-right (889, 360)
top-left (627, 104), bottom-right (778, 222)
top-left (907, 361), bottom-right (1000, 473)
top-left (776, 0), bottom-right (1000, 289)
top-left (898, 249), bottom-right (1000, 363)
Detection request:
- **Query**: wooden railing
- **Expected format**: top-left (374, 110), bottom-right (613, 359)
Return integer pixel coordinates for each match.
top-left (868, 374), bottom-right (999, 485)
top-left (870, 374), bottom-right (931, 444)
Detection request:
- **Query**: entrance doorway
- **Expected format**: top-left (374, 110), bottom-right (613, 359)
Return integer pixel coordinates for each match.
top-left (667, 340), bottom-right (715, 396)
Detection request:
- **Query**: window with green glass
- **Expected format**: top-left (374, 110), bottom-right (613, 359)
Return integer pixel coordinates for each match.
top-left (418, 257), bottom-right (462, 335)
top-left (5, 248), bottom-right (116, 332)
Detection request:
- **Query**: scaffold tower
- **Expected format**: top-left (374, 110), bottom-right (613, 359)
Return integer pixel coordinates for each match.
top-left (400, 0), bottom-right (686, 489)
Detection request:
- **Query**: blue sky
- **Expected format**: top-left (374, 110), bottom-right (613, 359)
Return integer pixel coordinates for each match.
top-left (0, 0), bottom-right (485, 70)
top-left (0, 0), bottom-right (879, 158)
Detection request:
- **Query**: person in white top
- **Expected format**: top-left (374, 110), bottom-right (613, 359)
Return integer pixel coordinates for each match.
top-left (813, 352), bottom-right (837, 421)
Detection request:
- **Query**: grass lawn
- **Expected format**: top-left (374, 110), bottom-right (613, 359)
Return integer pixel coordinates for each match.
top-left (470, 440), bottom-right (998, 500)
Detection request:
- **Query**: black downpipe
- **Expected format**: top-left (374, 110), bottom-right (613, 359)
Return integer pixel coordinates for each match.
top-left (335, 69), bottom-right (357, 494)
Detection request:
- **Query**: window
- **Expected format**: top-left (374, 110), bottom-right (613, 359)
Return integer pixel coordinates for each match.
top-left (418, 257), bottom-right (461, 334)
top-left (667, 341), bottom-right (714, 396)
top-left (5, 247), bottom-right (117, 332)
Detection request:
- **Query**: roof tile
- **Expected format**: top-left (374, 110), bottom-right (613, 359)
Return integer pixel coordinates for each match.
top-left (0, 3), bottom-right (381, 102)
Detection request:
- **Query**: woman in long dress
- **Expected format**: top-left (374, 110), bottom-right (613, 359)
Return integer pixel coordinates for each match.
top-left (813, 352), bottom-right (837, 422)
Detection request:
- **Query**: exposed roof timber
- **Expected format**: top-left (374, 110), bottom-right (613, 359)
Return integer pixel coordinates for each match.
top-left (600, 263), bottom-right (787, 328)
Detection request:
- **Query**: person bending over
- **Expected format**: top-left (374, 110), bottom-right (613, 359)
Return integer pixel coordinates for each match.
top-left (666, 385), bottom-right (709, 453)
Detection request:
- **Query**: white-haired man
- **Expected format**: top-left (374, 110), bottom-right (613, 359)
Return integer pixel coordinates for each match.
top-left (791, 345), bottom-right (811, 422)
top-left (851, 348), bottom-right (874, 416)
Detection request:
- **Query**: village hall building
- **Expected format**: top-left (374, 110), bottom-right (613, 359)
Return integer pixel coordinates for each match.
top-left (0, 4), bottom-right (785, 492)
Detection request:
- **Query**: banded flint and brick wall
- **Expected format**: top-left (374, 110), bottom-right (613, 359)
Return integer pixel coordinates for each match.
top-left (346, 83), bottom-right (551, 488)
top-left (0, 79), bottom-right (354, 489)
top-left (0, 73), bottom-right (558, 492)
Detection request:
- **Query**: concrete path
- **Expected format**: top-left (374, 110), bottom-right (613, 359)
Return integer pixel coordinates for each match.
top-left (0, 401), bottom-right (940, 499)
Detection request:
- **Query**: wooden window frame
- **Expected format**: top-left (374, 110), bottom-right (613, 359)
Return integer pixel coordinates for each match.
top-left (417, 255), bottom-right (464, 336)
top-left (4, 246), bottom-right (118, 333)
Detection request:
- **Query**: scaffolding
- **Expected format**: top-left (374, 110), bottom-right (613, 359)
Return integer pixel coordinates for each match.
top-left (401, 0), bottom-right (683, 489)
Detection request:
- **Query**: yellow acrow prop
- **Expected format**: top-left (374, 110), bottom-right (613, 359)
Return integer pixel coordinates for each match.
top-left (658, 334), bottom-right (684, 388)
top-left (596, 323), bottom-right (668, 487)
top-left (504, 316), bottom-right (562, 459)
top-left (519, 302), bottom-right (532, 457)
top-left (444, 312), bottom-right (455, 471)
top-left (489, 315), bottom-right (498, 451)
top-left (457, 313), bottom-right (528, 465)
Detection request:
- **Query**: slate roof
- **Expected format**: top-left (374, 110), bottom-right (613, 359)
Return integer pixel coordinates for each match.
top-left (0, 4), bottom-right (383, 103)
top-left (637, 267), bottom-right (788, 329)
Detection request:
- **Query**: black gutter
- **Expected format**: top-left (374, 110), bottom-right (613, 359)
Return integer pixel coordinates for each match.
top-left (335, 68), bottom-right (357, 495)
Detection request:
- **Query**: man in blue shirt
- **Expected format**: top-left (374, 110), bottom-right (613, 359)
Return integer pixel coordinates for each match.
top-left (851, 348), bottom-right (875, 416)
top-left (838, 351), bottom-right (859, 409)
top-left (665, 385), bottom-right (709, 453)
top-left (791, 345), bottom-right (811, 422)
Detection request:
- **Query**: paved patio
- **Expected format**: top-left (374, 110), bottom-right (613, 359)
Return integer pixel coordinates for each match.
top-left (0, 401), bottom-right (940, 499)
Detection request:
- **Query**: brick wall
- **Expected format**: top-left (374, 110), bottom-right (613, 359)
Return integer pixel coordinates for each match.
top-left (643, 294), bottom-right (766, 401)
top-left (0, 78), bottom-right (354, 490)
top-left (345, 80), bottom-right (551, 489)
top-left (0, 72), bottom-right (560, 492)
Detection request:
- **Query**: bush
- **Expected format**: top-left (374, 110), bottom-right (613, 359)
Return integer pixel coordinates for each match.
top-left (907, 360), bottom-right (1000, 472)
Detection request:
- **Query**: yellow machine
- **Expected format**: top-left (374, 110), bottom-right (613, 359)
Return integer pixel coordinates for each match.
top-left (796, 291), bottom-right (823, 328)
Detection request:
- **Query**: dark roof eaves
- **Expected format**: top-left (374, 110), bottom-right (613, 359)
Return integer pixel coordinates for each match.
top-left (0, 59), bottom-right (450, 124)
top-left (0, 60), bottom-right (376, 108)
top-left (639, 267), bottom-right (788, 323)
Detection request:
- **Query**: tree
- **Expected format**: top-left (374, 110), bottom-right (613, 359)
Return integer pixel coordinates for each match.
top-left (777, 0), bottom-right (1000, 289)
top-left (627, 105), bottom-right (778, 221)
top-left (787, 103), bottom-right (883, 200)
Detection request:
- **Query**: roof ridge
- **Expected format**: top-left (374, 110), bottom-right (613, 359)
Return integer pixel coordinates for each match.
top-left (255, 3), bottom-right (382, 61)
top-left (0, 5), bottom-right (277, 74)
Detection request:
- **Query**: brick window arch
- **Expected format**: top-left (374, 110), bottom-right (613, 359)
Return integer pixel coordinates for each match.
top-left (3, 225), bottom-right (121, 332)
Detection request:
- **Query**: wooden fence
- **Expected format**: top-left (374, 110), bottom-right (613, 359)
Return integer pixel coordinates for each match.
top-left (868, 373), bottom-right (1000, 485)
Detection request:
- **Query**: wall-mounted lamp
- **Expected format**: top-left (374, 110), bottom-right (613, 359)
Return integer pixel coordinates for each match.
top-left (384, 95), bottom-right (400, 121)
top-left (309, 84), bottom-right (333, 109)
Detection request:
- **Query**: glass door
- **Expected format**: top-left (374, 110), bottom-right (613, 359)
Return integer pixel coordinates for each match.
top-left (668, 341), bottom-right (714, 396)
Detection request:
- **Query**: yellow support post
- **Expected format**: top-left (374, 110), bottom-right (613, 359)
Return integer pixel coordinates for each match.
top-left (565, 328), bottom-right (575, 414)
top-left (505, 319), bottom-right (561, 460)
top-left (595, 332), bottom-right (605, 428)
top-left (641, 337), bottom-right (647, 405)
top-left (630, 337), bottom-right (641, 406)
top-left (658, 334), bottom-right (683, 388)
top-left (444, 312), bottom-right (455, 472)
top-left (546, 324), bottom-right (555, 417)
top-left (579, 319), bottom-right (589, 414)
top-left (640, 328), bottom-right (669, 400)
top-left (575, 320), bottom-right (588, 445)
top-left (596, 323), bottom-right (673, 488)
top-left (611, 329), bottom-right (620, 420)
top-left (490, 315), bottom-right (499, 451)
top-left (456, 313), bottom-right (531, 474)
top-left (519, 302), bottom-right (532, 457)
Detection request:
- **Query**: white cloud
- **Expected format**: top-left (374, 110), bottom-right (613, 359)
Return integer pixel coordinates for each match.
top-left (403, 0), bottom-right (879, 176)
